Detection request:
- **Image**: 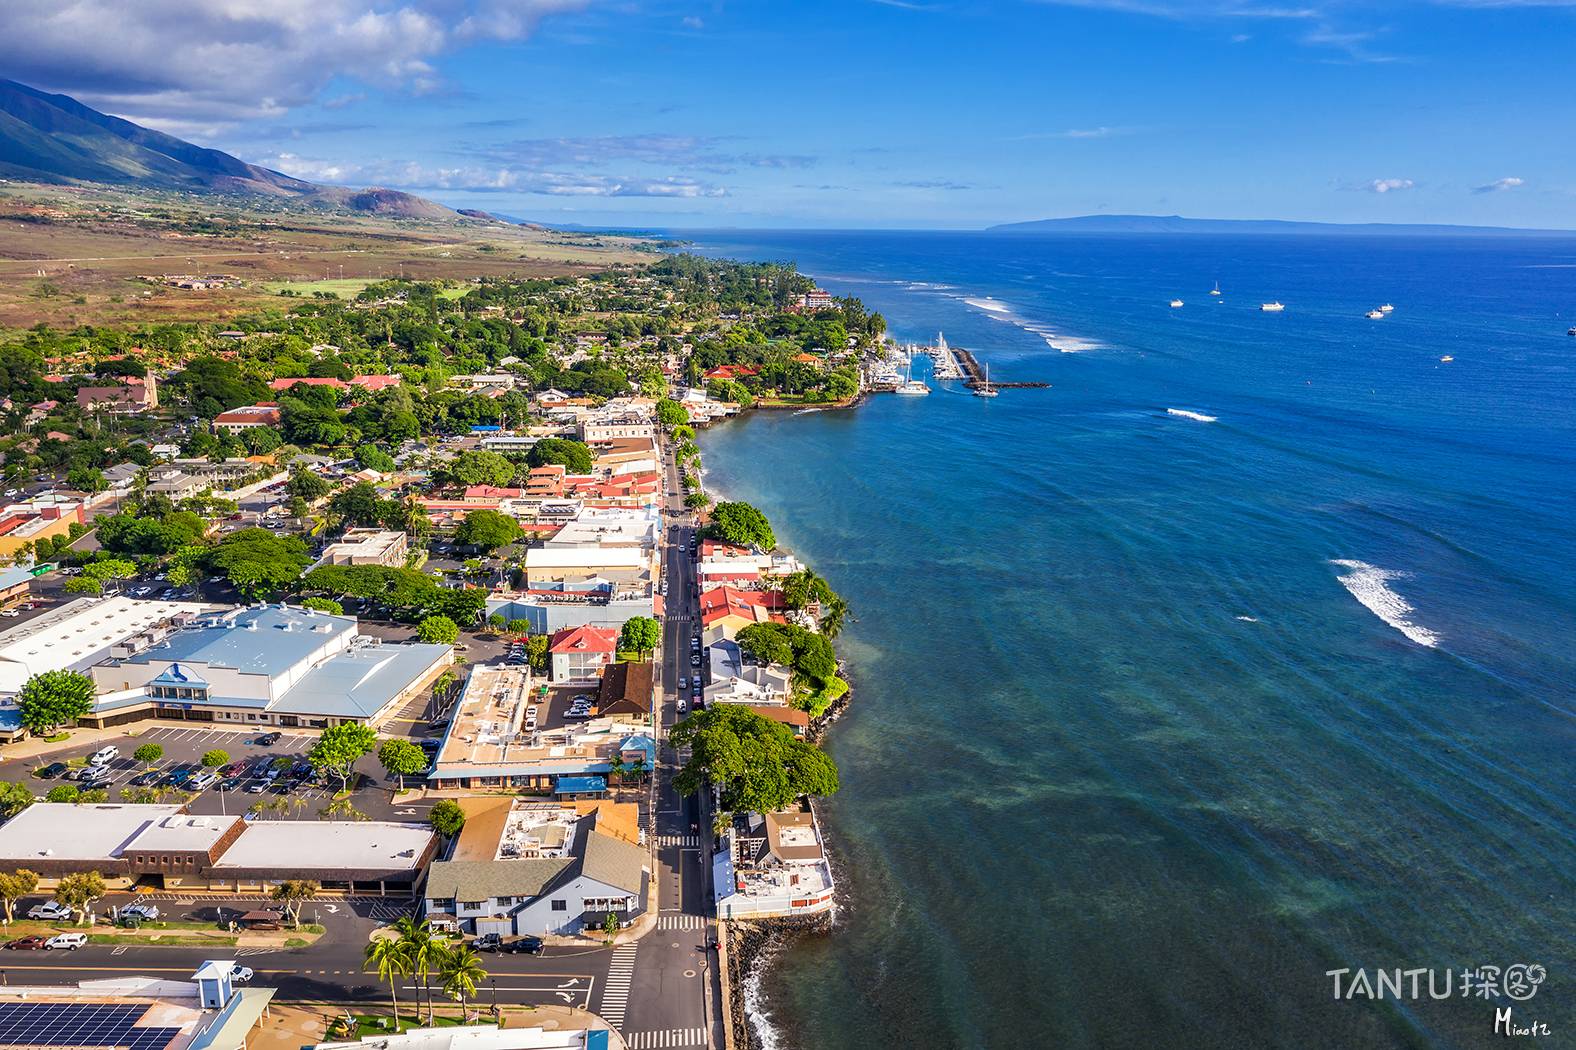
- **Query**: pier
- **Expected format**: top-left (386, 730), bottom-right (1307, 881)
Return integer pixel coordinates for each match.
top-left (955, 348), bottom-right (1051, 390)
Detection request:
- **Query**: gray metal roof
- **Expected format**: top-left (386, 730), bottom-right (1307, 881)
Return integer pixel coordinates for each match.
top-left (282, 643), bottom-right (451, 718)
top-left (128, 606), bottom-right (356, 676)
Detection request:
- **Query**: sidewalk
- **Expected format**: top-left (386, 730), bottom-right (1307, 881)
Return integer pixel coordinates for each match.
top-left (249, 1004), bottom-right (627, 1050)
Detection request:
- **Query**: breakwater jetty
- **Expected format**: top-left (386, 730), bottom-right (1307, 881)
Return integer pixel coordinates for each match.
top-left (956, 348), bottom-right (1051, 390)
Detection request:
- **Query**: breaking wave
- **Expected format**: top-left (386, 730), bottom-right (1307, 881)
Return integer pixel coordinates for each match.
top-left (1167, 408), bottom-right (1218, 423)
top-left (1330, 560), bottom-right (1441, 647)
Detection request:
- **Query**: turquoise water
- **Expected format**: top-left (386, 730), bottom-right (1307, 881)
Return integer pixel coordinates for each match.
top-left (687, 232), bottom-right (1576, 1049)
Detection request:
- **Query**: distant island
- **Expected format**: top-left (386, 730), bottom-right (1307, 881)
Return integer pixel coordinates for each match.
top-left (987, 214), bottom-right (1576, 237)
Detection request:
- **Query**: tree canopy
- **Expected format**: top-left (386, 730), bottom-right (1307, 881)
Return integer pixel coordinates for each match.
top-left (526, 437), bottom-right (594, 474)
top-left (706, 501), bottom-right (775, 551)
top-left (618, 616), bottom-right (661, 656)
top-left (17, 670), bottom-right (95, 735)
top-left (416, 615), bottom-right (460, 645)
top-left (455, 508), bottom-right (521, 552)
top-left (208, 528), bottom-right (311, 598)
top-left (307, 723), bottom-right (378, 791)
top-left (669, 705), bottom-right (839, 813)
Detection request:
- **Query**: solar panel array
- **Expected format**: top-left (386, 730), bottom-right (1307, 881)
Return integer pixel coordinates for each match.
top-left (0, 1003), bottom-right (178, 1050)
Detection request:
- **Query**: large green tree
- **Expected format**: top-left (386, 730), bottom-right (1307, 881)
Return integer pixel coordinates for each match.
top-left (17, 669), bottom-right (95, 735)
top-left (669, 704), bottom-right (839, 813)
top-left (447, 450), bottom-right (516, 487)
top-left (208, 528), bottom-right (311, 598)
top-left (618, 616), bottom-right (661, 656)
top-left (706, 501), bottom-right (775, 550)
top-left (306, 723), bottom-right (378, 792)
top-left (416, 615), bottom-right (459, 645)
top-left (526, 437), bottom-right (594, 474)
top-left (378, 738), bottom-right (429, 791)
top-left (455, 508), bottom-right (521, 553)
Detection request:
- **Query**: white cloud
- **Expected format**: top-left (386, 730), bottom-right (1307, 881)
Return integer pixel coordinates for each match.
top-left (1365, 178), bottom-right (1416, 193)
top-left (1473, 176), bottom-right (1525, 194)
top-left (252, 152), bottom-right (728, 198)
top-left (0, 1), bottom-right (592, 128)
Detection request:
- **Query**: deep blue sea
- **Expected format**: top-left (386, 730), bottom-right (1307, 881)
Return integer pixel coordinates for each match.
top-left (680, 230), bottom-right (1576, 1050)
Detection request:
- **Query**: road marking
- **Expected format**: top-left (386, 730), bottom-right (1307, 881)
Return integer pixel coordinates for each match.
top-left (597, 943), bottom-right (638, 1030)
top-left (656, 834), bottom-right (700, 847)
top-left (625, 1029), bottom-right (707, 1049)
top-left (655, 914), bottom-right (707, 931)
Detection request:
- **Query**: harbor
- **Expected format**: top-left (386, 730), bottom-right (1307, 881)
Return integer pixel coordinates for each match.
top-left (867, 332), bottom-right (1048, 396)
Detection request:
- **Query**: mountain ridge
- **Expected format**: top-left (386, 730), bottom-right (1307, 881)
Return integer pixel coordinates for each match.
top-left (0, 78), bottom-right (457, 221)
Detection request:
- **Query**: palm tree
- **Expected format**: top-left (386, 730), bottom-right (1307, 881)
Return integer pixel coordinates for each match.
top-left (437, 943), bottom-right (487, 1020)
top-left (820, 594), bottom-right (850, 640)
top-left (393, 917), bottom-right (438, 1024)
top-left (364, 935), bottom-right (411, 1029)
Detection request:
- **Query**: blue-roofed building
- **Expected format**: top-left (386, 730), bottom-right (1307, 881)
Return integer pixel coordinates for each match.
top-left (84, 603), bottom-right (453, 729)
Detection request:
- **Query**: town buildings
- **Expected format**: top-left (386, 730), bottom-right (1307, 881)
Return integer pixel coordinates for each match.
top-left (0, 803), bottom-right (438, 896)
top-left (713, 804), bottom-right (835, 920)
top-left (0, 598), bottom-right (451, 730)
top-left (77, 375), bottom-right (158, 413)
top-left (211, 404), bottom-right (281, 434)
top-left (547, 625), bottom-right (619, 683)
top-left (310, 529), bottom-right (410, 569)
top-left (423, 797), bottom-right (648, 937)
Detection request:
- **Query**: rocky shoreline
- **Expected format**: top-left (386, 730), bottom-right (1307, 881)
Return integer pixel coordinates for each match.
top-left (726, 913), bottom-right (835, 1049)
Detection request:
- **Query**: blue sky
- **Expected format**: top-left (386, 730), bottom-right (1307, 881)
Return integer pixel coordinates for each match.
top-left (4, 0), bottom-right (1575, 228)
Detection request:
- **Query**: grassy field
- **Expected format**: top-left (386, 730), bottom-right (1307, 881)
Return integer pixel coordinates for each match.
top-left (0, 182), bottom-right (652, 329)
top-left (261, 277), bottom-right (378, 298)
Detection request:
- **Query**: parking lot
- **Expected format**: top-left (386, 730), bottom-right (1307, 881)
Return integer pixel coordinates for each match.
top-left (16, 725), bottom-right (440, 823)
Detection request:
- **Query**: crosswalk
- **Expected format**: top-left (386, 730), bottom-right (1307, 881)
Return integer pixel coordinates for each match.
top-left (656, 833), bottom-right (701, 848)
top-left (624, 1029), bottom-right (707, 1049)
top-left (655, 913), bottom-right (708, 931)
top-left (598, 943), bottom-right (638, 1030)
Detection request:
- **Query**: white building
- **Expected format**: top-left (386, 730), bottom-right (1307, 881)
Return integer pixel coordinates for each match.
top-left (310, 529), bottom-right (409, 569)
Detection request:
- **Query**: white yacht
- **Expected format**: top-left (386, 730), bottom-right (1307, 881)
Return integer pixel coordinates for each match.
top-left (1366, 309), bottom-right (1384, 319)
top-left (894, 355), bottom-right (930, 395)
top-left (1380, 303), bottom-right (1395, 313)
top-left (974, 362), bottom-right (999, 398)
top-left (1170, 299), bottom-right (1184, 308)
top-left (1260, 301), bottom-right (1285, 312)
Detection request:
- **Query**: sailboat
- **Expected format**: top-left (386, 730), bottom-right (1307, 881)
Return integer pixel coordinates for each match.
top-left (974, 362), bottom-right (999, 398)
top-left (895, 353), bottom-right (930, 395)
top-left (1210, 281), bottom-right (1222, 297)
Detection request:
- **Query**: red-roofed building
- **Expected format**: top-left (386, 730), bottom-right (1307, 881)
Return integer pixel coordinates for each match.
top-left (349, 374), bottom-right (403, 392)
top-left (700, 586), bottom-right (787, 634)
top-left (745, 705), bottom-right (811, 737)
top-left (526, 465), bottom-right (566, 498)
top-left (462, 485), bottom-right (525, 501)
top-left (548, 625), bottom-right (620, 682)
top-left (269, 377), bottom-right (349, 392)
top-left (77, 375), bottom-right (157, 413)
top-left (703, 364), bottom-right (759, 382)
top-left (213, 403), bottom-right (282, 433)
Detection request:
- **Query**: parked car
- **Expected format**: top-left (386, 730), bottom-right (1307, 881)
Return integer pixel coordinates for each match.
top-left (216, 777), bottom-right (243, 792)
top-left (245, 780), bottom-right (267, 794)
top-left (6, 936), bottom-right (47, 950)
top-left (504, 935), bottom-right (545, 955)
top-left (690, 654), bottom-right (702, 667)
top-left (678, 676), bottom-right (688, 690)
top-left (129, 770), bottom-right (162, 787)
top-left (221, 762), bottom-right (248, 777)
top-left (79, 769), bottom-right (113, 789)
top-left (45, 933), bottom-right (87, 951)
top-left (160, 768), bottom-right (193, 787)
top-left (188, 771), bottom-right (217, 790)
top-left (27, 901), bottom-right (71, 921)
top-left (121, 902), bottom-right (160, 921)
top-left (473, 933), bottom-right (504, 952)
top-left (0, 610), bottom-right (19, 618)
top-left (36, 762), bottom-right (68, 780)
top-left (256, 732), bottom-right (282, 746)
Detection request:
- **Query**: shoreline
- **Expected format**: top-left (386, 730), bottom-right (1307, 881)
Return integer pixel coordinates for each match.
top-left (695, 403), bottom-right (862, 1050)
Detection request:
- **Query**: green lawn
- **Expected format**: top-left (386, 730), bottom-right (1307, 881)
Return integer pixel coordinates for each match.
top-left (262, 278), bottom-right (377, 298)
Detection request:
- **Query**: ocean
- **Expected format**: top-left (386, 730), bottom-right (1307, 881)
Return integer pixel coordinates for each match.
top-left (681, 230), bottom-right (1576, 1050)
